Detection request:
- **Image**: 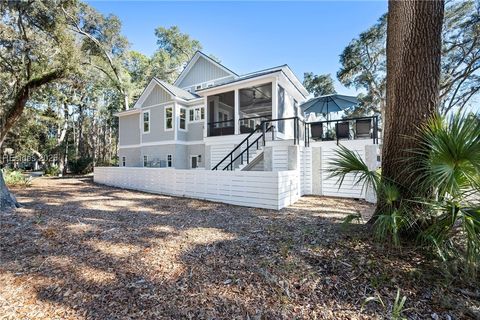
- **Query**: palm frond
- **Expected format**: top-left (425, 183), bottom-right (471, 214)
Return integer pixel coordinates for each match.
top-left (327, 144), bottom-right (380, 195)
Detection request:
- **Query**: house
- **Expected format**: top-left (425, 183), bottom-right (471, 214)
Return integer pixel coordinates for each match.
top-left (115, 51), bottom-right (308, 170)
top-left (95, 52), bottom-right (379, 210)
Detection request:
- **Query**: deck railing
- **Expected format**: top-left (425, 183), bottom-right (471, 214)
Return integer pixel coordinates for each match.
top-left (305, 115), bottom-right (379, 146)
top-left (207, 119), bottom-right (235, 136)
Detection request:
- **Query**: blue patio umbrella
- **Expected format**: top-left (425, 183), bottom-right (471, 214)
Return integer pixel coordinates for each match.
top-left (300, 94), bottom-right (359, 119)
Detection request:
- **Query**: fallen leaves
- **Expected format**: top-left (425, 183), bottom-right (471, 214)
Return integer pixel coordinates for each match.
top-left (0, 177), bottom-right (478, 319)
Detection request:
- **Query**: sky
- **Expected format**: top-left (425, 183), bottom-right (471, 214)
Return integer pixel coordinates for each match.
top-left (87, 1), bottom-right (388, 95)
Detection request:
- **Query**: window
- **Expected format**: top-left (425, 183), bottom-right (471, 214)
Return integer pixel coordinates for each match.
top-left (165, 107), bottom-right (173, 130)
top-left (179, 107), bottom-right (186, 130)
top-left (143, 111), bottom-right (150, 133)
top-left (122, 156), bottom-right (126, 167)
top-left (166, 154), bottom-right (173, 167)
top-left (143, 155), bottom-right (148, 167)
top-left (189, 107), bottom-right (205, 122)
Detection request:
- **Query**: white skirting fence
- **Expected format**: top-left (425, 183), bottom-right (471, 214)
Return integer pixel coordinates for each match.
top-left (94, 167), bottom-right (302, 210)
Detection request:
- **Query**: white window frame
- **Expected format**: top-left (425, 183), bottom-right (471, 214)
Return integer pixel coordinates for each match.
top-left (179, 107), bottom-right (187, 131)
top-left (189, 106), bottom-right (205, 123)
top-left (122, 156), bottom-right (126, 167)
top-left (190, 154), bottom-right (202, 169)
top-left (166, 154), bottom-right (173, 168)
top-left (164, 106), bottom-right (173, 131)
top-left (143, 155), bottom-right (148, 167)
top-left (142, 111), bottom-right (150, 133)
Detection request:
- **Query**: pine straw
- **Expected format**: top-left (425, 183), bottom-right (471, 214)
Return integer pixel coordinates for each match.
top-left (0, 177), bottom-right (478, 319)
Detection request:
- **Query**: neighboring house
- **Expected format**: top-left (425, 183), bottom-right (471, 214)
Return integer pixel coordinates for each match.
top-left (115, 51), bottom-right (308, 170)
top-left (101, 51), bottom-right (379, 210)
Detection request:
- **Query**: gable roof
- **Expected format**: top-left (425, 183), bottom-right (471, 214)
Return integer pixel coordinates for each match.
top-left (131, 77), bottom-right (201, 110)
top-left (153, 78), bottom-right (199, 100)
top-left (174, 51), bottom-right (238, 87)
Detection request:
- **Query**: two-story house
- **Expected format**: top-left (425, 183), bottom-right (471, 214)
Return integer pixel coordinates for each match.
top-left (115, 51), bottom-right (309, 170)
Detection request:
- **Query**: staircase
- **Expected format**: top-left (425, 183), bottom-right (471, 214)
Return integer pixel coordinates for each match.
top-left (212, 124), bottom-right (273, 171)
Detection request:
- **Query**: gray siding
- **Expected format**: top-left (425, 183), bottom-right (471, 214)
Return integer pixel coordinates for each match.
top-left (142, 105), bottom-right (175, 143)
top-left (140, 144), bottom-right (204, 169)
top-left (187, 144), bottom-right (206, 168)
top-left (175, 145), bottom-right (188, 169)
top-left (178, 56), bottom-right (231, 88)
top-left (119, 114), bottom-right (140, 146)
top-left (141, 145), bottom-right (176, 167)
top-left (143, 85), bottom-right (172, 107)
top-left (118, 147), bottom-right (141, 167)
top-left (186, 122), bottom-right (204, 141)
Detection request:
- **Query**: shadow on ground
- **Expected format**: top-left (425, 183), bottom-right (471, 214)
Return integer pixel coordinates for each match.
top-left (0, 177), bottom-right (477, 319)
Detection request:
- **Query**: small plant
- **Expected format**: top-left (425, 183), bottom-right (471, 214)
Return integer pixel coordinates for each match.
top-left (391, 289), bottom-right (407, 320)
top-left (43, 164), bottom-right (60, 176)
top-left (361, 289), bottom-right (407, 320)
top-left (341, 212), bottom-right (363, 230)
top-left (3, 169), bottom-right (31, 188)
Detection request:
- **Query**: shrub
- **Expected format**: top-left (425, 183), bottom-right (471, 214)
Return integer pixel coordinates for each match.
top-left (68, 157), bottom-right (93, 174)
top-left (3, 169), bottom-right (31, 188)
top-left (328, 113), bottom-right (480, 274)
top-left (43, 164), bottom-right (60, 176)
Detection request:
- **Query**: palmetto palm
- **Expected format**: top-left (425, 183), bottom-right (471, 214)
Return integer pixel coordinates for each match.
top-left (328, 113), bottom-right (480, 273)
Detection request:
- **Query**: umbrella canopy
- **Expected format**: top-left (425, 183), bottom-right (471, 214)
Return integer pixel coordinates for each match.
top-left (300, 94), bottom-right (358, 115)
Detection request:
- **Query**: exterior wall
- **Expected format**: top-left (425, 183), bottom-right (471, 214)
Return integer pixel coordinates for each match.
top-left (140, 144), bottom-right (176, 167)
top-left (119, 114), bottom-right (140, 146)
top-left (118, 147), bottom-right (141, 167)
top-left (186, 122), bottom-right (204, 141)
top-left (94, 167), bottom-right (301, 210)
top-left (143, 85), bottom-right (171, 107)
top-left (187, 144), bottom-right (206, 168)
top-left (178, 56), bottom-right (232, 88)
top-left (141, 104), bottom-right (175, 143)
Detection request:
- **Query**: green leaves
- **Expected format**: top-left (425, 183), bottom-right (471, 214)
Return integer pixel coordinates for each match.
top-left (328, 144), bottom-right (380, 195)
top-left (302, 73), bottom-right (336, 97)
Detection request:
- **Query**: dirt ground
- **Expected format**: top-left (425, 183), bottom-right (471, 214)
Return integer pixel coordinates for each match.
top-left (0, 177), bottom-right (478, 319)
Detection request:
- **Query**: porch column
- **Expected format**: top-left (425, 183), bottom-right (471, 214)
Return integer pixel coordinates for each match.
top-left (234, 89), bottom-right (240, 135)
top-left (271, 78), bottom-right (279, 140)
top-left (203, 96), bottom-right (208, 138)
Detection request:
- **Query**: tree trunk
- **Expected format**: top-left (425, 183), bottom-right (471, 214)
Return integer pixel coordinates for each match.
top-left (0, 69), bottom-right (67, 211)
top-left (0, 171), bottom-right (20, 210)
top-left (373, 0), bottom-right (444, 220)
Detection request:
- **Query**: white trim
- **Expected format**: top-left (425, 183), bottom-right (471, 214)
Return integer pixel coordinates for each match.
top-left (196, 74), bottom-right (278, 96)
top-left (182, 76), bottom-right (233, 91)
top-left (141, 101), bottom-right (175, 110)
top-left (189, 154), bottom-right (201, 169)
top-left (115, 109), bottom-right (141, 117)
top-left (164, 105), bottom-right (174, 131)
top-left (118, 140), bottom-right (205, 149)
top-left (178, 106), bottom-right (187, 131)
top-left (188, 106), bottom-right (205, 123)
top-left (174, 52), bottom-right (237, 87)
top-left (142, 110), bottom-right (150, 134)
top-left (166, 154), bottom-right (173, 168)
top-left (143, 155), bottom-right (148, 167)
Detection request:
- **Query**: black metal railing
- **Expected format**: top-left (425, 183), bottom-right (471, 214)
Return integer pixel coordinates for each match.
top-left (207, 119), bottom-right (235, 137)
top-left (264, 117), bottom-right (303, 145)
top-left (238, 115), bottom-right (271, 134)
top-left (305, 115), bottom-right (379, 146)
top-left (212, 123), bottom-right (274, 171)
